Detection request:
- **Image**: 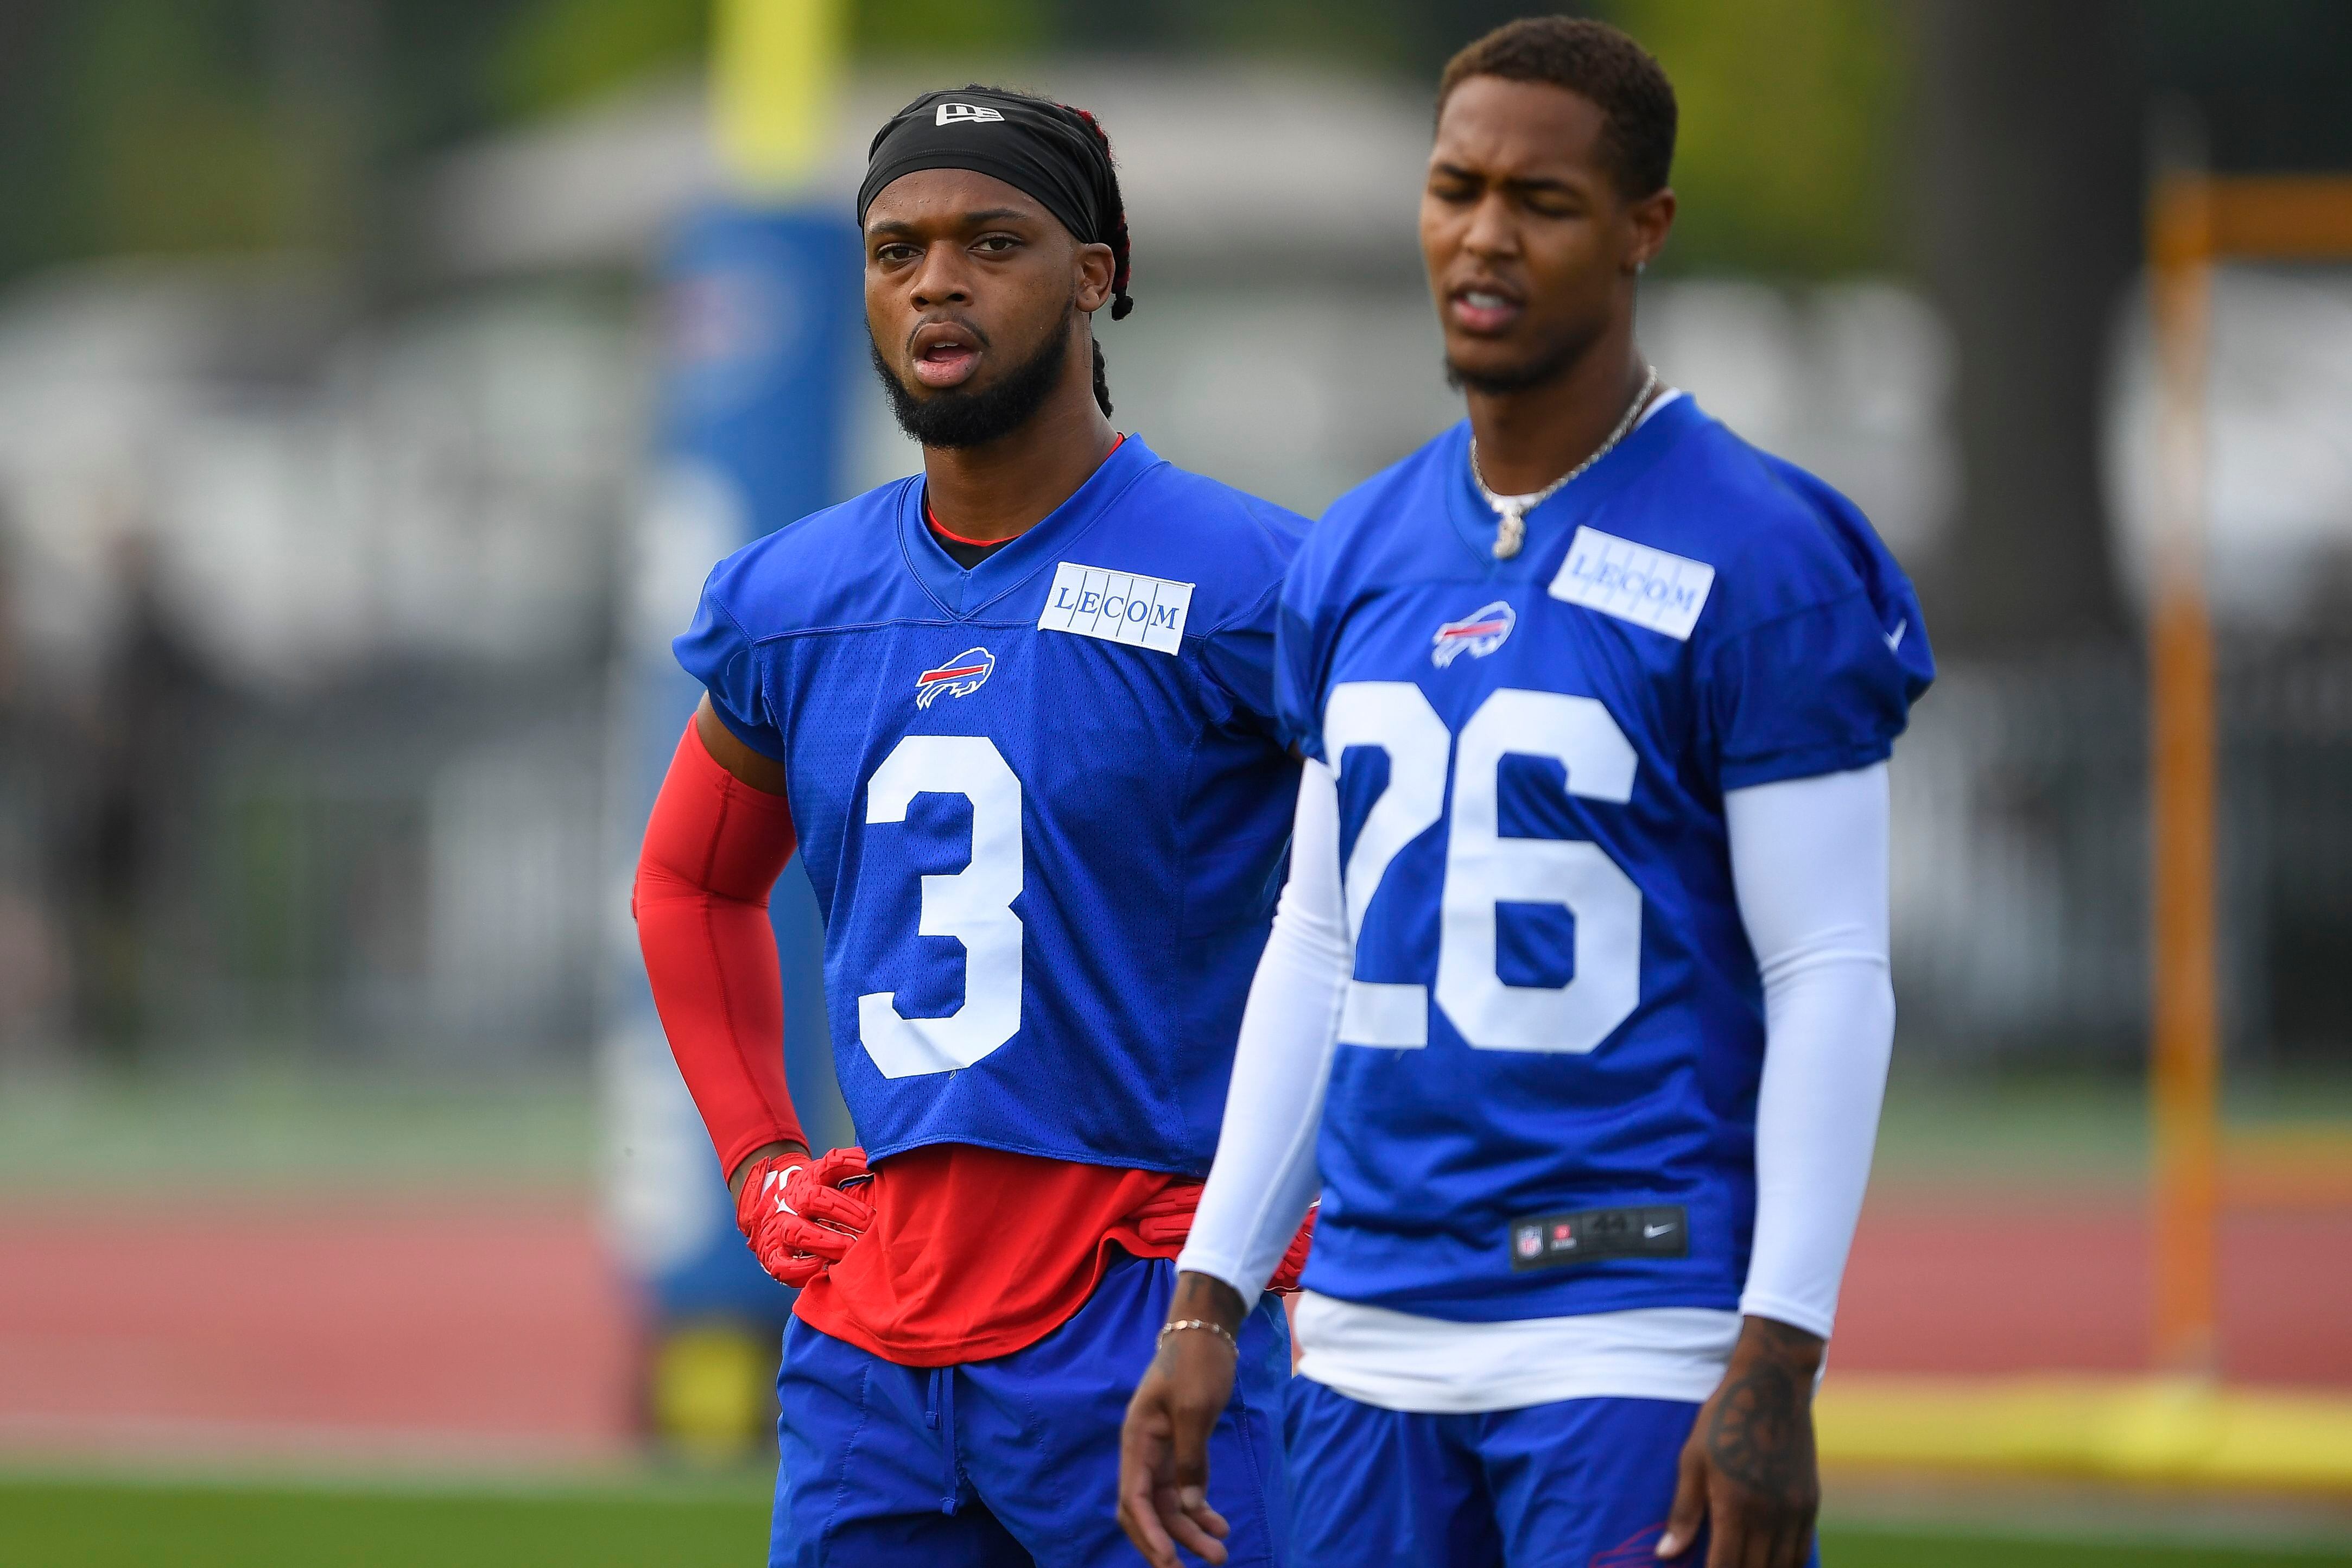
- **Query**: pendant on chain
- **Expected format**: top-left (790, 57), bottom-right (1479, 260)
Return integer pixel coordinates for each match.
top-left (1472, 364), bottom-right (1659, 564)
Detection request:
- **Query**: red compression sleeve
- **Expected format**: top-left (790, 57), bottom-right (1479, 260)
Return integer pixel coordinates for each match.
top-left (633, 721), bottom-right (807, 1178)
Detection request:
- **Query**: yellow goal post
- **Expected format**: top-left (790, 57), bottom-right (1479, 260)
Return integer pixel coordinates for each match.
top-left (2146, 171), bottom-right (2352, 1379)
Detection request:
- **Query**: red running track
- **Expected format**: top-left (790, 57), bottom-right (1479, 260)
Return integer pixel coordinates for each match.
top-left (0, 1196), bottom-right (639, 1457)
top-left (0, 1190), bottom-right (2342, 1457)
top-left (1835, 1191), bottom-right (2352, 1387)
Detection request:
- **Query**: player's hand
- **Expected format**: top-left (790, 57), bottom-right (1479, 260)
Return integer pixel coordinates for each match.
top-left (1658, 1315), bottom-right (1823, 1568)
top-left (733, 1147), bottom-right (874, 1289)
top-left (1118, 1271), bottom-right (1245, 1568)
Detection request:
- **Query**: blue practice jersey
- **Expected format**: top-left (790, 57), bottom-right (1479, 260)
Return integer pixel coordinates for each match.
top-left (676, 436), bottom-right (1305, 1175)
top-left (1278, 395), bottom-right (1934, 1323)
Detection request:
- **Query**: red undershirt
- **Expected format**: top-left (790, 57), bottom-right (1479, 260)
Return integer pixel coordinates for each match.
top-left (793, 1148), bottom-right (1197, 1366)
top-left (797, 431), bottom-right (1194, 1367)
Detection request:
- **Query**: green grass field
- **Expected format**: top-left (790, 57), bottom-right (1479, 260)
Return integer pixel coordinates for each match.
top-left (2, 1475), bottom-right (2348, 1568)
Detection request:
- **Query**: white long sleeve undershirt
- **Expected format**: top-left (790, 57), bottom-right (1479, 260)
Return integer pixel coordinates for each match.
top-left (1179, 759), bottom-right (1351, 1298)
top-left (1176, 756), bottom-right (1895, 1412)
top-left (1725, 763), bottom-right (1895, 1336)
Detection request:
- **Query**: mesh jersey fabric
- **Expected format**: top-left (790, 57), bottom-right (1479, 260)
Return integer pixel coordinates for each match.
top-left (675, 432), bottom-right (1305, 1177)
top-left (1272, 393), bottom-right (1935, 1324)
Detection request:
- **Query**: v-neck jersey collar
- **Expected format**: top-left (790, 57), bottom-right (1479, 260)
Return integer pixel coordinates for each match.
top-left (897, 434), bottom-right (1163, 617)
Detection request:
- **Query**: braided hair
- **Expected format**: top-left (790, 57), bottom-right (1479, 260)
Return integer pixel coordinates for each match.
top-left (1062, 104), bottom-right (1132, 417)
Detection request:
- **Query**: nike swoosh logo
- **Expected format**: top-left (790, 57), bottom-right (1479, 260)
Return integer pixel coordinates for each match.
top-left (1644, 1223), bottom-right (1674, 1239)
top-left (1885, 619), bottom-right (1907, 652)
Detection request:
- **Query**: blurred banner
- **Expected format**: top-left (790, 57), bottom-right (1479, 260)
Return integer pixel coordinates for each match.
top-left (605, 204), bottom-right (857, 1335)
top-left (601, 0), bottom-right (859, 1444)
top-left (606, 0), bottom-right (865, 1448)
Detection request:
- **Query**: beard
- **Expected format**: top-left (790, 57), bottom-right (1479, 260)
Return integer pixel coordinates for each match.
top-left (1443, 318), bottom-right (1601, 397)
top-left (871, 308), bottom-right (1074, 449)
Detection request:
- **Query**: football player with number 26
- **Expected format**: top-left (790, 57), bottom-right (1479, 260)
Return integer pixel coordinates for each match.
top-left (1121, 19), bottom-right (1935, 1568)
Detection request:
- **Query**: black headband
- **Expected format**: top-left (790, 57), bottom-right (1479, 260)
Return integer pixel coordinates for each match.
top-left (858, 87), bottom-right (1133, 319)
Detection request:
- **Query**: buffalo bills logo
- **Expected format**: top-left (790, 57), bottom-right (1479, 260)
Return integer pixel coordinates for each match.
top-left (1590, 1526), bottom-right (1669, 1567)
top-left (1431, 600), bottom-right (1517, 667)
top-left (915, 647), bottom-right (996, 708)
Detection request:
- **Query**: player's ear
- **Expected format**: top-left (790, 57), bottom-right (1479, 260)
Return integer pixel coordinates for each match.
top-left (1074, 239), bottom-right (1116, 314)
top-left (1623, 186), bottom-right (1675, 274)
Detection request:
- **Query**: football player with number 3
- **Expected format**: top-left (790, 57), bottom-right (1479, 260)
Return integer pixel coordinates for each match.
top-left (1120, 20), bottom-right (1935, 1568)
top-left (636, 88), bottom-right (1312, 1567)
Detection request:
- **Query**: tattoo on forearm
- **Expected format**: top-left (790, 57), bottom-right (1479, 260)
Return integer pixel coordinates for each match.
top-left (1704, 1322), bottom-right (1819, 1502)
top-left (1704, 1366), bottom-right (1805, 1494)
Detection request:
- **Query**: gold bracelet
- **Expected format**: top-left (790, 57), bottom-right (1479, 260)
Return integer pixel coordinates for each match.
top-left (1158, 1318), bottom-right (1238, 1354)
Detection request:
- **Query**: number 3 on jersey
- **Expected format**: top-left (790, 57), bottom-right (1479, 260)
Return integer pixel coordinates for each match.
top-left (857, 735), bottom-right (1024, 1078)
top-left (1327, 682), bottom-right (1640, 1055)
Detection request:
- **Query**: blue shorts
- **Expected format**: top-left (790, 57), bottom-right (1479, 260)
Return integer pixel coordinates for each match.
top-left (772, 1253), bottom-right (1293, 1567)
top-left (1284, 1379), bottom-right (1821, 1568)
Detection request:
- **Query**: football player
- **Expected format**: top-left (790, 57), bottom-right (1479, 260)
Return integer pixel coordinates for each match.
top-left (1119, 20), bottom-right (1935, 1568)
top-left (636, 88), bottom-right (1309, 1567)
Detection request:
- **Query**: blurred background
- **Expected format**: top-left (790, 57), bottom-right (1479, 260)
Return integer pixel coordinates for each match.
top-left (1, 2), bottom-right (2349, 1564)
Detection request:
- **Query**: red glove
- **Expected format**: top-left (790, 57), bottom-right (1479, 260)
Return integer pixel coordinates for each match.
top-left (735, 1148), bottom-right (874, 1288)
top-left (1131, 1185), bottom-right (1316, 1295)
top-left (1129, 1182), bottom-right (1202, 1252)
top-left (1267, 1202), bottom-right (1317, 1294)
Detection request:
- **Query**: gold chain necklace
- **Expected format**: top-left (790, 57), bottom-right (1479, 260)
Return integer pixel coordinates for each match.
top-left (1470, 364), bottom-right (1659, 561)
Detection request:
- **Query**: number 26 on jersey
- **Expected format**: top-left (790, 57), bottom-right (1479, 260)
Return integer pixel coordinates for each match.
top-left (1328, 682), bottom-right (1641, 1056)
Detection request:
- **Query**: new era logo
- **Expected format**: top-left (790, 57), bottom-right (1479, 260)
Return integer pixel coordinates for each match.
top-left (914, 646), bottom-right (996, 708)
top-left (935, 102), bottom-right (1004, 126)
